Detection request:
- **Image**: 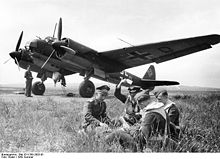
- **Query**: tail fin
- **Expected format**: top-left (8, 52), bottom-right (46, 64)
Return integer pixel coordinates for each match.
top-left (128, 65), bottom-right (179, 91)
top-left (143, 65), bottom-right (156, 91)
top-left (143, 65), bottom-right (156, 80)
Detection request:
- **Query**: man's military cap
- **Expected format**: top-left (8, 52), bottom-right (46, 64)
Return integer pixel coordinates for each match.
top-left (96, 85), bottom-right (110, 91)
top-left (154, 89), bottom-right (168, 98)
top-left (96, 85), bottom-right (110, 96)
top-left (128, 86), bottom-right (141, 93)
top-left (136, 94), bottom-right (150, 103)
top-left (135, 90), bottom-right (150, 103)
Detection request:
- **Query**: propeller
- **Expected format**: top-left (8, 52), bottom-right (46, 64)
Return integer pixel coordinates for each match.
top-left (8, 31), bottom-right (33, 71)
top-left (52, 18), bottom-right (75, 55)
top-left (40, 20), bottom-right (60, 69)
top-left (41, 50), bottom-right (55, 69)
top-left (41, 18), bottom-right (75, 69)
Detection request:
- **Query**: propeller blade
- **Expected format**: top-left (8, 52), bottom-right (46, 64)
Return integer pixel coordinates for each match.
top-left (16, 31), bottom-right (23, 51)
top-left (58, 18), bottom-right (62, 40)
top-left (53, 23), bottom-right (57, 38)
top-left (15, 57), bottom-right (20, 71)
top-left (60, 45), bottom-right (76, 55)
top-left (52, 41), bottom-right (67, 49)
top-left (3, 58), bottom-right (12, 64)
top-left (41, 50), bottom-right (55, 69)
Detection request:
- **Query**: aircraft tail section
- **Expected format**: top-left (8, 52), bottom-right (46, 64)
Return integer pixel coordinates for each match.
top-left (143, 65), bottom-right (155, 80)
top-left (132, 65), bottom-right (179, 90)
top-left (108, 65), bottom-right (179, 91)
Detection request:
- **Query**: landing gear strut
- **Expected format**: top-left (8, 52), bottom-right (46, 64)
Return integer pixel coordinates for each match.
top-left (32, 81), bottom-right (46, 95)
top-left (79, 80), bottom-right (95, 98)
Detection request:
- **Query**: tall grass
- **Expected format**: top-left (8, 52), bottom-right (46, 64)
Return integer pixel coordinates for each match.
top-left (0, 92), bottom-right (220, 152)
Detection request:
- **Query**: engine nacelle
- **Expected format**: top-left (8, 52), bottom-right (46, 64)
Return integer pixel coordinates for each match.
top-left (56, 49), bottom-right (75, 60)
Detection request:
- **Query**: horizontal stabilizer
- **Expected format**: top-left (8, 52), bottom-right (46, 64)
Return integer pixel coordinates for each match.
top-left (133, 79), bottom-right (179, 89)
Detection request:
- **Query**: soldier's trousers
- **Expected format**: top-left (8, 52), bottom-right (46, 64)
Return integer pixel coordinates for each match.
top-left (25, 79), bottom-right (32, 96)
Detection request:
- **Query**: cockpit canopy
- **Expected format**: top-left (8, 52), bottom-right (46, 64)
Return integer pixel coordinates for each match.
top-left (44, 36), bottom-right (56, 44)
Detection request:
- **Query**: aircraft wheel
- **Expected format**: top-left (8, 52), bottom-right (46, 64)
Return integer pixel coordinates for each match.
top-left (79, 80), bottom-right (95, 98)
top-left (32, 81), bottom-right (46, 95)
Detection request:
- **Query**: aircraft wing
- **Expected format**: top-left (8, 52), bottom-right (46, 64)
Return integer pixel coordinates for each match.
top-left (99, 34), bottom-right (220, 69)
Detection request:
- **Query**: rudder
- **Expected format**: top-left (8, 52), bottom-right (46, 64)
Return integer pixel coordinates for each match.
top-left (143, 65), bottom-right (156, 80)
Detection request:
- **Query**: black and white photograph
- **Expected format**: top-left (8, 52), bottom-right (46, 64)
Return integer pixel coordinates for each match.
top-left (0, 0), bottom-right (220, 157)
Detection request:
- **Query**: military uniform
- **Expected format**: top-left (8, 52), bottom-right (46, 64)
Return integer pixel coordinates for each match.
top-left (139, 105), bottom-right (169, 146)
top-left (106, 95), bottom-right (170, 152)
top-left (82, 98), bottom-right (111, 130)
top-left (82, 85), bottom-right (111, 131)
top-left (155, 90), bottom-right (180, 141)
top-left (164, 100), bottom-right (180, 141)
top-left (24, 69), bottom-right (33, 97)
top-left (114, 86), bottom-right (142, 125)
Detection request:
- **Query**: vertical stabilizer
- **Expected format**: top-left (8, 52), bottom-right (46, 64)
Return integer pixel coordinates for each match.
top-left (143, 65), bottom-right (156, 80)
top-left (143, 65), bottom-right (156, 91)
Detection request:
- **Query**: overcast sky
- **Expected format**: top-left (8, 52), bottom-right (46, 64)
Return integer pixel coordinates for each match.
top-left (1, 0), bottom-right (220, 88)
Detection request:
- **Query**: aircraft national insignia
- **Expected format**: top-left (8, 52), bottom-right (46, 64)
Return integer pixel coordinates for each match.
top-left (147, 68), bottom-right (153, 77)
top-left (127, 51), bottom-right (151, 60)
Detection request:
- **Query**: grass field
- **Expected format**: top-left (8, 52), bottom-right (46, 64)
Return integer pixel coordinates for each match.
top-left (0, 86), bottom-right (220, 152)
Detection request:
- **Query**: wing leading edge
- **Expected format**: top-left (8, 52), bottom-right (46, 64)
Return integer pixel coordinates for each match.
top-left (99, 34), bottom-right (220, 70)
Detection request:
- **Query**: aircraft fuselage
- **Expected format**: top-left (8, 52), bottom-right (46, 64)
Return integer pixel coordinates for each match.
top-left (25, 37), bottom-right (126, 81)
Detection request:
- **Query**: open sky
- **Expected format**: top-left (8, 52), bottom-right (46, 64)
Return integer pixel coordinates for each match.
top-left (1, 0), bottom-right (220, 88)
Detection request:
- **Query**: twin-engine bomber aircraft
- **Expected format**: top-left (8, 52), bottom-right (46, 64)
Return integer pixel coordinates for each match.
top-left (7, 18), bottom-right (220, 97)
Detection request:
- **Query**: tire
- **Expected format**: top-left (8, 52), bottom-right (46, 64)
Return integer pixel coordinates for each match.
top-left (79, 80), bottom-right (95, 98)
top-left (32, 81), bottom-right (46, 95)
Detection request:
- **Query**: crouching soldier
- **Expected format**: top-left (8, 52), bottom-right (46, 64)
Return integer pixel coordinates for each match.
top-left (81, 85), bottom-right (112, 133)
top-left (136, 93), bottom-right (170, 151)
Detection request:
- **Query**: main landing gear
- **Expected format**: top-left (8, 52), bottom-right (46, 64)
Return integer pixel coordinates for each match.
top-left (32, 81), bottom-right (45, 95)
top-left (31, 70), bottom-right (96, 97)
top-left (79, 80), bottom-right (95, 98)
